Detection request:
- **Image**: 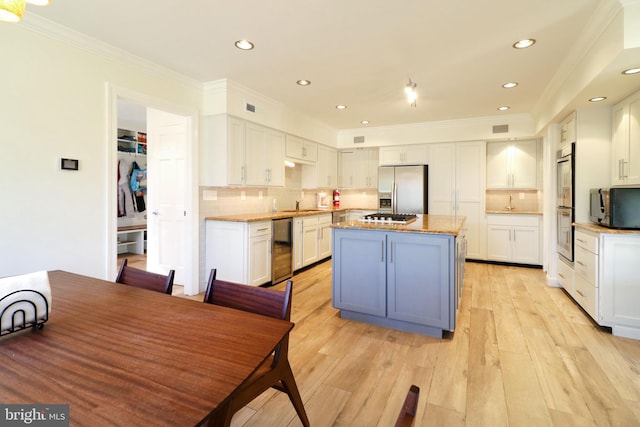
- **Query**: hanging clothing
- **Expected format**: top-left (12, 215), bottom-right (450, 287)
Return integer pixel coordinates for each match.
top-left (118, 160), bottom-right (135, 217)
top-left (130, 162), bottom-right (147, 213)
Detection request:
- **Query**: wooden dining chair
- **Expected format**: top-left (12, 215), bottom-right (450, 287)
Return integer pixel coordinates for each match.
top-left (394, 384), bottom-right (420, 427)
top-left (116, 259), bottom-right (175, 295)
top-left (203, 269), bottom-right (310, 427)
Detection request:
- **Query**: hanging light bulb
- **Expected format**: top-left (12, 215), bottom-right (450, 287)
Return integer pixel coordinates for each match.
top-left (405, 79), bottom-right (417, 107)
top-left (0, 0), bottom-right (26, 22)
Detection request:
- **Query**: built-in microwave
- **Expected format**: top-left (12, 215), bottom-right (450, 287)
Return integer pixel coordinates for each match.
top-left (590, 187), bottom-right (640, 229)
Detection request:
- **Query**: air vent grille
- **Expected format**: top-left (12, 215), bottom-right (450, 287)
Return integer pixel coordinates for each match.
top-left (492, 124), bottom-right (509, 134)
top-left (354, 136), bottom-right (365, 144)
top-left (245, 103), bottom-right (256, 113)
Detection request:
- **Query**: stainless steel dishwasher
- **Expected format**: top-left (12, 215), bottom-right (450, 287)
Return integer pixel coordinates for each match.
top-left (272, 217), bottom-right (293, 284)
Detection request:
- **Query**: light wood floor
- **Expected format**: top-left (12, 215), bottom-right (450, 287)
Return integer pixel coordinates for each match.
top-left (119, 255), bottom-right (640, 426)
top-left (235, 261), bottom-right (640, 427)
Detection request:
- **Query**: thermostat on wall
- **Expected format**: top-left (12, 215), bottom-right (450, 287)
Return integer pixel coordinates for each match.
top-left (60, 158), bottom-right (79, 171)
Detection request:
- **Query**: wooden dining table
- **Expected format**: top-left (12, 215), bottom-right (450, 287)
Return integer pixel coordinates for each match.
top-left (0, 270), bottom-right (294, 426)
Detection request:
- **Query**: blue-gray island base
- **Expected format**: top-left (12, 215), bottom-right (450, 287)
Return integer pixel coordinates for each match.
top-left (331, 215), bottom-right (466, 338)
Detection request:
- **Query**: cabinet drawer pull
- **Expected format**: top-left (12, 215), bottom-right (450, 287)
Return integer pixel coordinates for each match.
top-left (559, 273), bottom-right (565, 279)
top-left (257, 227), bottom-right (269, 232)
top-left (576, 289), bottom-right (585, 298)
top-left (381, 241), bottom-right (385, 262)
top-left (576, 261), bottom-right (585, 266)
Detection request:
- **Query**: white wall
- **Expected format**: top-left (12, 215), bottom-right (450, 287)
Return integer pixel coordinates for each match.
top-left (0, 24), bottom-right (201, 279)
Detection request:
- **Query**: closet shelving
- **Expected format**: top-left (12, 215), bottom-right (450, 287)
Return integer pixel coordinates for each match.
top-left (118, 128), bottom-right (147, 155)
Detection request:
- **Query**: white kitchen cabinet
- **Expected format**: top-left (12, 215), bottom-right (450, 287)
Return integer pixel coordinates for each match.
top-left (559, 112), bottom-right (576, 147)
top-left (600, 233), bottom-right (640, 339)
top-left (611, 90), bottom-right (640, 185)
top-left (429, 141), bottom-right (486, 260)
top-left (573, 229), bottom-right (599, 321)
top-left (205, 220), bottom-right (272, 286)
top-left (302, 144), bottom-right (337, 189)
top-left (379, 144), bottom-right (429, 165)
top-left (245, 122), bottom-right (285, 186)
top-left (318, 214), bottom-right (332, 259)
top-left (286, 134), bottom-right (317, 164)
top-left (557, 255), bottom-right (575, 294)
top-left (200, 115), bottom-right (245, 186)
top-left (338, 148), bottom-right (378, 189)
top-left (200, 115), bottom-right (285, 187)
top-left (486, 214), bottom-right (541, 265)
top-left (293, 217), bottom-right (304, 271)
top-left (296, 213), bottom-right (333, 269)
top-left (486, 140), bottom-right (538, 189)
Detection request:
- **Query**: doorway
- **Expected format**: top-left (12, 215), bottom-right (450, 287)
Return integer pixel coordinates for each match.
top-left (107, 85), bottom-right (199, 296)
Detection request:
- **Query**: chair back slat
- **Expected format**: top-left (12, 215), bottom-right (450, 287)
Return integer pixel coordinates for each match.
top-left (203, 269), bottom-right (291, 321)
top-left (116, 259), bottom-right (175, 295)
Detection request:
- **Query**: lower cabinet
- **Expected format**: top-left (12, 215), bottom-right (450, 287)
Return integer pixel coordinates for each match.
top-left (486, 214), bottom-right (540, 265)
top-left (564, 226), bottom-right (640, 341)
top-left (205, 220), bottom-right (272, 286)
top-left (600, 233), bottom-right (640, 339)
top-left (332, 228), bottom-right (460, 337)
top-left (294, 213), bottom-right (332, 271)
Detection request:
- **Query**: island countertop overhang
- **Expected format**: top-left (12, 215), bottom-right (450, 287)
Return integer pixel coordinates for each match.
top-left (331, 214), bottom-right (466, 236)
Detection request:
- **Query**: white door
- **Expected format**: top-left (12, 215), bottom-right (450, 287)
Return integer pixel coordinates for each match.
top-left (146, 109), bottom-right (188, 287)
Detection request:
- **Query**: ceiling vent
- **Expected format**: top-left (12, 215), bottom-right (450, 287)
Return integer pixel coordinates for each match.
top-left (245, 103), bottom-right (256, 113)
top-left (492, 124), bottom-right (509, 134)
top-left (354, 136), bottom-right (365, 144)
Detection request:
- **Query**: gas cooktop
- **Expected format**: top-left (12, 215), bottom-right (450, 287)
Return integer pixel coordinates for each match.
top-left (360, 213), bottom-right (418, 224)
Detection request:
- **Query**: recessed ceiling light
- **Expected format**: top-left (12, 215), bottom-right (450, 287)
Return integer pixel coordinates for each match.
top-left (502, 82), bottom-right (518, 89)
top-left (234, 40), bottom-right (254, 50)
top-left (361, 120), bottom-right (369, 125)
top-left (497, 106), bottom-right (510, 111)
top-left (622, 67), bottom-right (640, 75)
top-left (512, 39), bottom-right (536, 49)
top-left (589, 97), bottom-right (607, 102)
top-left (296, 79), bottom-right (311, 86)
top-left (336, 105), bottom-right (347, 110)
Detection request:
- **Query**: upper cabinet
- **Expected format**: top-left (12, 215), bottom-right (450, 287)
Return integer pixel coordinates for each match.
top-left (286, 134), bottom-right (318, 164)
top-left (612, 90), bottom-right (640, 186)
top-left (560, 112), bottom-right (576, 147)
top-left (200, 115), bottom-right (285, 187)
top-left (245, 122), bottom-right (285, 186)
top-left (486, 140), bottom-right (538, 189)
top-left (302, 144), bottom-right (338, 189)
top-left (338, 148), bottom-right (378, 189)
top-left (379, 144), bottom-right (429, 165)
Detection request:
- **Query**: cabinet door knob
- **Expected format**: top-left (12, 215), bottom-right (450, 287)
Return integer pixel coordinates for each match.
top-left (152, 210), bottom-right (159, 216)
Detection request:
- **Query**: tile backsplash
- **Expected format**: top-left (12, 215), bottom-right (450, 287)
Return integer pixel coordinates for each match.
top-left (486, 189), bottom-right (542, 211)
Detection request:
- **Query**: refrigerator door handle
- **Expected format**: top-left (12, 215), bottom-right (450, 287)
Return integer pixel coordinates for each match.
top-left (391, 182), bottom-right (398, 213)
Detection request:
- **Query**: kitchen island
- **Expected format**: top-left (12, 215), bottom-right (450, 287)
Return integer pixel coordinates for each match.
top-left (331, 214), bottom-right (466, 338)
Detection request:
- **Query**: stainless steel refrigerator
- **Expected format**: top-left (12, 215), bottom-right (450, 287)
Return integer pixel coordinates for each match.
top-left (378, 165), bottom-right (428, 213)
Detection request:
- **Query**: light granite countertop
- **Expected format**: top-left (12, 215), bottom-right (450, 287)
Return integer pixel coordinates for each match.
top-left (332, 214), bottom-right (466, 236)
top-left (205, 207), bottom-right (373, 222)
top-left (574, 222), bottom-right (640, 235)
top-left (486, 209), bottom-right (543, 215)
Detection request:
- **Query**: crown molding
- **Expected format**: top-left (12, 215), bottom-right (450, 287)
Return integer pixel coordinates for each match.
top-left (21, 13), bottom-right (204, 92)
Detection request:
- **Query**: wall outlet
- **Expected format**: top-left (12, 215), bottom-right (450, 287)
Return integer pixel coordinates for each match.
top-left (519, 192), bottom-right (525, 200)
top-left (240, 191), bottom-right (246, 200)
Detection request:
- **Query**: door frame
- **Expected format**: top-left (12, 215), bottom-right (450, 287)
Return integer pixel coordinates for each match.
top-left (106, 84), bottom-right (200, 295)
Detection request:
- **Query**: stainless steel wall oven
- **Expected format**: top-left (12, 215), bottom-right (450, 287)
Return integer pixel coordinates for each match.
top-left (556, 143), bottom-right (575, 263)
